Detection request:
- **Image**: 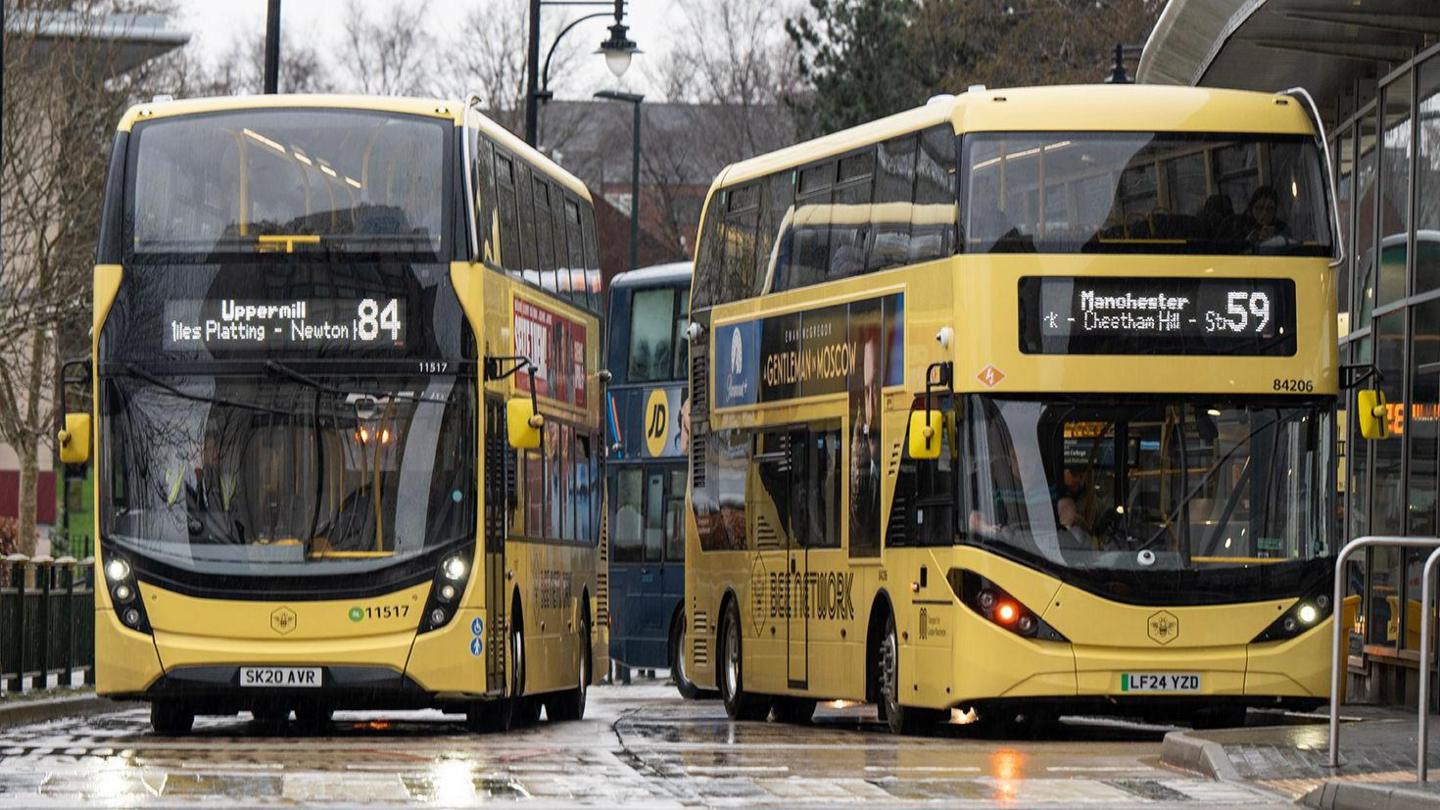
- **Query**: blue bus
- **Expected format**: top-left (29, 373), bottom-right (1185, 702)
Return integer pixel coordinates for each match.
top-left (604, 262), bottom-right (697, 696)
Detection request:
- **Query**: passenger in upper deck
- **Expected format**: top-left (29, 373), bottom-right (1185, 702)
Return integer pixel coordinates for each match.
top-left (1242, 186), bottom-right (1291, 248)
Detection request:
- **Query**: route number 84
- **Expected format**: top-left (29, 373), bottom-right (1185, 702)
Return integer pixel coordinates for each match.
top-left (356, 298), bottom-right (401, 341)
top-left (1226, 291), bottom-right (1271, 333)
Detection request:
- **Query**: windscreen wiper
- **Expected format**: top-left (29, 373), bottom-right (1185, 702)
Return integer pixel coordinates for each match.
top-left (118, 363), bottom-right (289, 416)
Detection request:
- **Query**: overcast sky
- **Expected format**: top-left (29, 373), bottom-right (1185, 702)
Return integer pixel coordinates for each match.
top-left (174, 0), bottom-right (687, 99)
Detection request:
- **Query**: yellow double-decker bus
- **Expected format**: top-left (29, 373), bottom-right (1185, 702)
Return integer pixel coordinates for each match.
top-left (681, 85), bottom-right (1348, 734)
top-left (64, 95), bottom-right (606, 734)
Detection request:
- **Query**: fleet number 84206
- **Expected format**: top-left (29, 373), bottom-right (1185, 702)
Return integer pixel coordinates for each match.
top-left (1274, 378), bottom-right (1315, 392)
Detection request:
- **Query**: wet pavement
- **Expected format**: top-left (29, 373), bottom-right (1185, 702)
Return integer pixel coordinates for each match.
top-left (0, 682), bottom-right (1297, 807)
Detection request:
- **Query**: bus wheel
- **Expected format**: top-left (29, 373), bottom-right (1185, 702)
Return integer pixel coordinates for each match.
top-left (1192, 705), bottom-right (1247, 730)
top-left (670, 613), bottom-right (700, 700)
top-left (546, 614), bottom-right (590, 722)
top-left (151, 701), bottom-right (194, 736)
top-left (718, 601), bottom-right (770, 721)
top-left (251, 705), bottom-right (289, 724)
top-left (771, 696), bottom-right (817, 724)
top-left (294, 705), bottom-right (332, 736)
top-left (878, 613), bottom-right (940, 736)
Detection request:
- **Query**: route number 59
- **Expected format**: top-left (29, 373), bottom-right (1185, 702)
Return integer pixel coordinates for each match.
top-left (1226, 291), bottom-right (1271, 333)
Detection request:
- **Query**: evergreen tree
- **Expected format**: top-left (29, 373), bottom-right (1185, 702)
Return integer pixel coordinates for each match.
top-left (785, 0), bottom-right (923, 137)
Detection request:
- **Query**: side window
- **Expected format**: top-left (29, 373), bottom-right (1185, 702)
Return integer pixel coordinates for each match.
top-left (470, 131), bottom-right (497, 264)
top-left (758, 172), bottom-right (794, 294)
top-left (561, 423), bottom-right (576, 541)
top-left (495, 152), bottom-right (520, 272)
top-left (672, 287), bottom-right (690, 380)
top-left (644, 467), bottom-right (665, 562)
top-left (912, 125), bottom-right (958, 263)
top-left (721, 183), bottom-right (759, 304)
top-left (830, 149), bottom-right (875, 280)
top-left (532, 176), bottom-right (555, 278)
top-left (576, 435), bottom-right (593, 544)
top-left (784, 161), bottom-right (835, 290)
top-left (524, 446), bottom-right (544, 538)
top-left (754, 430), bottom-right (792, 540)
top-left (628, 287), bottom-right (677, 383)
top-left (548, 183), bottom-right (571, 298)
top-left (665, 468), bottom-right (685, 561)
top-left (693, 194), bottom-right (726, 309)
top-left (870, 135), bottom-right (917, 272)
top-left (564, 198), bottom-right (585, 305)
top-left (580, 204), bottom-right (601, 311)
top-left (516, 164), bottom-right (538, 275)
top-left (544, 420), bottom-right (562, 538)
top-left (613, 468), bottom-right (643, 562)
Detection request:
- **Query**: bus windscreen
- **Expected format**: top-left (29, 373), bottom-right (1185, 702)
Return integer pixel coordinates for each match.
top-left (964, 132), bottom-right (1332, 256)
top-left (126, 109), bottom-right (448, 257)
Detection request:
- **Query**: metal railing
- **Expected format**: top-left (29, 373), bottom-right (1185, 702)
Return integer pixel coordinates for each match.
top-left (0, 555), bottom-right (96, 693)
top-left (1419, 545), bottom-right (1440, 782)
top-left (1328, 536), bottom-right (1440, 775)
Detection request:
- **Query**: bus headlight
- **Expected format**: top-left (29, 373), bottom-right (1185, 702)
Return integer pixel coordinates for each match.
top-left (105, 558), bottom-right (130, 583)
top-left (101, 551), bottom-right (151, 633)
top-left (1252, 591), bottom-right (1332, 643)
top-left (442, 556), bottom-right (467, 581)
top-left (420, 550), bottom-right (474, 634)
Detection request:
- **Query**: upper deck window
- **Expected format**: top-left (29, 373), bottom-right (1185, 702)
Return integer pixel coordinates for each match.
top-left (127, 109), bottom-right (448, 258)
top-left (963, 132), bottom-right (1331, 257)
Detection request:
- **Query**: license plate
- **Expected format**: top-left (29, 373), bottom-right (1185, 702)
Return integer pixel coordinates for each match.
top-left (1121, 672), bottom-right (1200, 692)
top-left (239, 666), bottom-right (322, 688)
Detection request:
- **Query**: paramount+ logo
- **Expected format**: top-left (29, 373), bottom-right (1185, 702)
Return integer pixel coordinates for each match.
top-left (767, 570), bottom-right (855, 621)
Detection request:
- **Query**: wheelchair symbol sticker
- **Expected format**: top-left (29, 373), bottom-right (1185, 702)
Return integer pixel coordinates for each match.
top-left (471, 617), bottom-right (483, 636)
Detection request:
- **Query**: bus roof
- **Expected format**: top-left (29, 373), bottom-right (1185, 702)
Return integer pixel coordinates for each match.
top-left (610, 261), bottom-right (693, 289)
top-left (115, 93), bottom-right (592, 202)
top-left (715, 84), bottom-right (1318, 188)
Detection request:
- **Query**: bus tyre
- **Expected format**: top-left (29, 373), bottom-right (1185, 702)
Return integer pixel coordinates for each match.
top-left (151, 701), bottom-right (194, 736)
top-left (294, 705), bottom-right (332, 736)
top-left (770, 696), bottom-right (817, 724)
top-left (670, 613), bottom-right (701, 700)
top-left (719, 601), bottom-right (770, 721)
top-left (1192, 705), bottom-right (1247, 730)
top-left (879, 613), bottom-right (941, 736)
top-left (546, 614), bottom-right (590, 722)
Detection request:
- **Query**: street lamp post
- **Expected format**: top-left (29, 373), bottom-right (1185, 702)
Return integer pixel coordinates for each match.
top-left (525, 0), bottom-right (639, 147)
top-left (594, 91), bottom-right (643, 273)
top-left (263, 0), bottom-right (281, 94)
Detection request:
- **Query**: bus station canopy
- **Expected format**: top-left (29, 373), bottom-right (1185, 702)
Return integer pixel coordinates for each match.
top-left (1138, 0), bottom-right (1440, 127)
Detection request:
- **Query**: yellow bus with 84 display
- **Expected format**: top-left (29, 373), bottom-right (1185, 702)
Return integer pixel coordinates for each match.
top-left (63, 94), bottom-right (608, 734)
top-left (680, 84), bottom-right (1370, 734)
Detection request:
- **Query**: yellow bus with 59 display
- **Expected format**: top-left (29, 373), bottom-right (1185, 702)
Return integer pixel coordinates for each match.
top-left (680, 84), bottom-right (1349, 734)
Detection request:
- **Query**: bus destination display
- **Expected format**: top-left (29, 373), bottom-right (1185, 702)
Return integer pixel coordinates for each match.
top-left (162, 298), bottom-right (406, 351)
top-left (1018, 276), bottom-right (1296, 356)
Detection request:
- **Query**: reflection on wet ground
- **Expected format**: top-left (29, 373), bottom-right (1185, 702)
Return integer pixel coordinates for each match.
top-left (0, 684), bottom-right (1295, 807)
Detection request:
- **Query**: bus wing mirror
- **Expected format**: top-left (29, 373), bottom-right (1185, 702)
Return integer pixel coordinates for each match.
top-left (1357, 389), bottom-right (1390, 440)
top-left (507, 398), bottom-right (543, 449)
top-left (908, 411), bottom-right (943, 460)
top-left (58, 413), bottom-right (92, 465)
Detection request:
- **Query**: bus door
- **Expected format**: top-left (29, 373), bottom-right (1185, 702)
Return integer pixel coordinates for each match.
top-left (483, 399), bottom-right (510, 694)
top-left (754, 430), bottom-right (799, 687)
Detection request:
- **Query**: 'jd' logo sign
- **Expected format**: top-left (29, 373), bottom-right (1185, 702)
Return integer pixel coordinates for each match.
top-left (644, 389), bottom-right (670, 457)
